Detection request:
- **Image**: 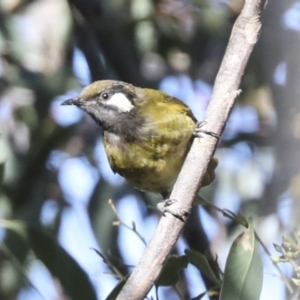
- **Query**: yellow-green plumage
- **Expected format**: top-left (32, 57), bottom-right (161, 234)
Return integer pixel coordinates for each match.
top-left (103, 87), bottom-right (196, 194)
top-left (62, 80), bottom-right (217, 196)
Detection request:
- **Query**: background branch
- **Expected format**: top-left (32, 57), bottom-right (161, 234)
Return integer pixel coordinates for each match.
top-left (116, 0), bottom-right (268, 299)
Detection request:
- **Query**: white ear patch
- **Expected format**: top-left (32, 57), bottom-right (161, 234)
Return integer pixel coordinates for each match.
top-left (106, 93), bottom-right (134, 112)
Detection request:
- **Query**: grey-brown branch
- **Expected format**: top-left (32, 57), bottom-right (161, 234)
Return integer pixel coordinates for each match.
top-left (116, 0), bottom-right (268, 299)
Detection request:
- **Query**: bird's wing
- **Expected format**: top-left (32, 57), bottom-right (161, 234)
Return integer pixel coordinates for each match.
top-left (136, 89), bottom-right (196, 159)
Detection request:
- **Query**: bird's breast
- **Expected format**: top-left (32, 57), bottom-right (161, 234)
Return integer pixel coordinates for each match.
top-left (103, 131), bottom-right (193, 194)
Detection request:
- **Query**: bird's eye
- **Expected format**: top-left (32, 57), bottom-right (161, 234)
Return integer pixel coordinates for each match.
top-left (101, 92), bottom-right (109, 100)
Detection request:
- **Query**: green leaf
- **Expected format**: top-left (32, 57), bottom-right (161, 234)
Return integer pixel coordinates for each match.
top-left (186, 249), bottom-right (221, 285)
top-left (155, 255), bottom-right (189, 287)
top-left (0, 219), bottom-right (27, 239)
top-left (105, 276), bottom-right (128, 300)
top-left (0, 161), bottom-right (5, 187)
top-left (2, 222), bottom-right (98, 299)
top-left (1, 220), bottom-right (30, 264)
top-left (28, 227), bottom-right (98, 300)
top-left (219, 223), bottom-right (263, 300)
top-left (190, 291), bottom-right (207, 300)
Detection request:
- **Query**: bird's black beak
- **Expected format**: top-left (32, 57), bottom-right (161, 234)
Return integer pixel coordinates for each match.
top-left (61, 97), bottom-right (83, 106)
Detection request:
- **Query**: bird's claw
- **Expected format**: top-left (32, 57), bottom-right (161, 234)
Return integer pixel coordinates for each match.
top-left (157, 199), bottom-right (189, 222)
top-left (194, 121), bottom-right (219, 139)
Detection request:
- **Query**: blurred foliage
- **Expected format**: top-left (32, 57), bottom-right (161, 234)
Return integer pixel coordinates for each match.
top-left (0, 0), bottom-right (299, 299)
top-left (271, 229), bottom-right (300, 298)
top-left (1, 220), bottom-right (97, 300)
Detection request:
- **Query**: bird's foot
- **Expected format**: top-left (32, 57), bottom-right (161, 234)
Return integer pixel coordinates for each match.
top-left (194, 121), bottom-right (219, 139)
top-left (157, 199), bottom-right (189, 222)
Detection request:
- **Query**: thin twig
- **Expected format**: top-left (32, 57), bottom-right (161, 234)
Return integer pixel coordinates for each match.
top-left (108, 199), bottom-right (147, 246)
top-left (254, 233), bottom-right (294, 294)
top-left (116, 1), bottom-right (268, 299)
top-left (91, 248), bottom-right (124, 280)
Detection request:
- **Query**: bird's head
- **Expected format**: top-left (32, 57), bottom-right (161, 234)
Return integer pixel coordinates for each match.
top-left (62, 80), bottom-right (142, 129)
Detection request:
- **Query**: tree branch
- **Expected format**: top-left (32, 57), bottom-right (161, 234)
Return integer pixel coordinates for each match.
top-left (116, 0), bottom-right (268, 299)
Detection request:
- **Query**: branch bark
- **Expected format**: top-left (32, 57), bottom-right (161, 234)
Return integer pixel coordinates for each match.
top-left (116, 0), bottom-right (268, 299)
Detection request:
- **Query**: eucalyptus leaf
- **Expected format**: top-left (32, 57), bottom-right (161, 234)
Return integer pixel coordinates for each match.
top-left (156, 255), bottom-right (189, 287)
top-left (0, 219), bottom-right (27, 239)
top-left (0, 161), bottom-right (5, 187)
top-left (219, 223), bottom-right (263, 300)
top-left (28, 227), bottom-right (97, 300)
top-left (186, 249), bottom-right (221, 285)
top-left (190, 291), bottom-right (207, 300)
top-left (106, 275), bottom-right (128, 300)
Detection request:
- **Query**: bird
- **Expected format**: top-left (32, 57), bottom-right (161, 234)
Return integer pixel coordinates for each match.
top-left (62, 80), bottom-right (218, 201)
